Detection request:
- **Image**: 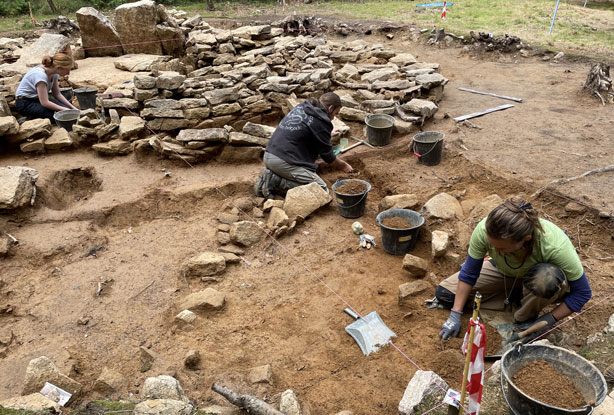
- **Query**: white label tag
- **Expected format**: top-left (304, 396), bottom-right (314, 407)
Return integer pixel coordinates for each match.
top-left (443, 388), bottom-right (460, 408)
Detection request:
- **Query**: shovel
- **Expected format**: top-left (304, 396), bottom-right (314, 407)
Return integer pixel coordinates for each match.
top-left (485, 320), bottom-right (549, 361)
top-left (343, 308), bottom-right (396, 356)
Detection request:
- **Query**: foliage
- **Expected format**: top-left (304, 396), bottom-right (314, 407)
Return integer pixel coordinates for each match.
top-left (0, 0), bottom-right (29, 17)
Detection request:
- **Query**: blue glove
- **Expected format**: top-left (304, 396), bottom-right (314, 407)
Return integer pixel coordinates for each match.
top-left (520, 312), bottom-right (557, 344)
top-left (440, 310), bottom-right (462, 340)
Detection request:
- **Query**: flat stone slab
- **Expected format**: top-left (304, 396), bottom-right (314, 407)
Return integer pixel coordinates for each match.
top-left (114, 54), bottom-right (172, 72)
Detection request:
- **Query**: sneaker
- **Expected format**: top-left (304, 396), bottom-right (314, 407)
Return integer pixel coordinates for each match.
top-left (254, 168), bottom-right (266, 197)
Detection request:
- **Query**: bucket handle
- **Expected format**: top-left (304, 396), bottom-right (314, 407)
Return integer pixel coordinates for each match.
top-left (333, 180), bottom-right (370, 209)
top-left (500, 346), bottom-right (596, 415)
top-left (413, 139), bottom-right (441, 159)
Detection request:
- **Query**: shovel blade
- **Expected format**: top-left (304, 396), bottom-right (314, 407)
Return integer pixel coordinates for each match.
top-left (345, 311), bottom-right (396, 356)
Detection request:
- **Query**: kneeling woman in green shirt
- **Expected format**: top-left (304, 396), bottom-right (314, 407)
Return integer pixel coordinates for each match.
top-left (437, 197), bottom-right (592, 341)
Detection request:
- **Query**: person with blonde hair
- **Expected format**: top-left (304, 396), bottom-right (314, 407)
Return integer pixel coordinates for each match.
top-left (436, 197), bottom-right (592, 342)
top-left (15, 51), bottom-right (78, 122)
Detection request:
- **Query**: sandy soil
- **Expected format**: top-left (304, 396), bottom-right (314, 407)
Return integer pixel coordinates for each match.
top-left (1, 23), bottom-right (614, 415)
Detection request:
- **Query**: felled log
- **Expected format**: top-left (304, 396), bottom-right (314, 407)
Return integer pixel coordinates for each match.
top-left (583, 63), bottom-right (612, 106)
top-left (211, 383), bottom-right (284, 415)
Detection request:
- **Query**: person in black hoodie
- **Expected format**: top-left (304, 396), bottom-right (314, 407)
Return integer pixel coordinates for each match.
top-left (255, 92), bottom-right (353, 198)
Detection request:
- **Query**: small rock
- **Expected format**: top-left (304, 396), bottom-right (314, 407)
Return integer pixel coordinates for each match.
top-left (22, 356), bottom-right (82, 396)
top-left (0, 394), bottom-right (61, 412)
top-left (249, 364), bottom-right (273, 384)
top-left (218, 245), bottom-right (245, 255)
top-left (422, 193), bottom-right (463, 220)
top-left (217, 212), bottom-right (240, 224)
top-left (599, 211), bottom-right (611, 219)
top-left (217, 224), bottom-right (231, 232)
top-left (229, 221), bottom-right (263, 247)
top-left (219, 252), bottom-right (240, 263)
top-left (604, 314), bottom-right (614, 333)
top-left (185, 252), bottom-right (226, 277)
top-left (553, 51), bottom-right (564, 60)
top-left (399, 281), bottom-right (431, 304)
top-left (280, 389), bottom-right (301, 415)
top-left (184, 350), bottom-right (200, 370)
top-left (217, 232), bottom-right (231, 245)
top-left (133, 399), bottom-right (193, 415)
top-left (565, 202), bottom-right (586, 214)
top-left (180, 288), bottom-right (225, 313)
top-left (174, 309), bottom-right (196, 325)
top-left (398, 370), bottom-right (448, 415)
top-left (402, 254), bottom-right (429, 278)
top-left (263, 199), bottom-right (284, 212)
top-left (378, 194), bottom-right (419, 211)
top-left (267, 207), bottom-right (289, 229)
top-left (140, 347), bottom-right (160, 367)
top-left (93, 367), bottom-right (124, 394)
top-left (431, 230), bottom-right (449, 258)
top-left (233, 197), bottom-right (254, 212)
top-left (252, 207), bottom-right (264, 218)
top-left (0, 166), bottom-right (39, 209)
top-left (142, 375), bottom-right (187, 401)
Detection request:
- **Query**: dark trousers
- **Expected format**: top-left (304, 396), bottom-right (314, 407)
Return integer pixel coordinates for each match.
top-left (15, 97), bottom-right (67, 123)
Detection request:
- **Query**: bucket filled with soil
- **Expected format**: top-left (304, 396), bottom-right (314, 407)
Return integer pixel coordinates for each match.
top-left (501, 344), bottom-right (607, 415)
top-left (332, 179), bottom-right (371, 219)
top-left (376, 209), bottom-right (424, 255)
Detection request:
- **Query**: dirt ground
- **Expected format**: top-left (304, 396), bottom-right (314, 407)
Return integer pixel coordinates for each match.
top-left (1, 22), bottom-right (614, 415)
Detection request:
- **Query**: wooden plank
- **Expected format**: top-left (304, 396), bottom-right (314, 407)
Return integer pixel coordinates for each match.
top-left (458, 87), bottom-right (524, 103)
top-left (453, 104), bottom-right (515, 122)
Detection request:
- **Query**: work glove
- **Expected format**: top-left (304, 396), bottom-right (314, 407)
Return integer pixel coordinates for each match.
top-left (519, 312), bottom-right (557, 344)
top-left (439, 310), bottom-right (462, 341)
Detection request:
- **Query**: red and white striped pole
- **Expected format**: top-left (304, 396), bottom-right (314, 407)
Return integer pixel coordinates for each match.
top-left (441, 1), bottom-right (447, 20)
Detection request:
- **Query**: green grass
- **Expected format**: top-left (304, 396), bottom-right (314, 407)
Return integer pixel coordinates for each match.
top-left (1, 0), bottom-right (612, 60)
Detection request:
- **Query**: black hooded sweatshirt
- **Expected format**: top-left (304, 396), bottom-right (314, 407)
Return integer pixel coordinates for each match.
top-left (265, 100), bottom-right (336, 171)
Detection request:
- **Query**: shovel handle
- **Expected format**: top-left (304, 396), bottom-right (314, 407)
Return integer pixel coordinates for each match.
top-left (518, 320), bottom-right (548, 339)
top-left (344, 308), bottom-right (359, 320)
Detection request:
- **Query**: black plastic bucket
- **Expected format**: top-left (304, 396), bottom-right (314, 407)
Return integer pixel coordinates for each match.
top-left (332, 179), bottom-right (371, 219)
top-left (366, 113), bottom-right (395, 146)
top-left (59, 87), bottom-right (73, 102)
top-left (74, 87), bottom-right (98, 110)
top-left (53, 109), bottom-right (80, 131)
top-left (501, 344), bottom-right (607, 415)
top-left (376, 209), bottom-right (424, 255)
top-left (413, 131), bottom-right (444, 166)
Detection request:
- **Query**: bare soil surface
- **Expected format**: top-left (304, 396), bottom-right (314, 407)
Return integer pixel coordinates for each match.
top-left (512, 360), bottom-right (587, 409)
top-left (380, 216), bottom-right (413, 229)
top-left (1, 21), bottom-right (614, 415)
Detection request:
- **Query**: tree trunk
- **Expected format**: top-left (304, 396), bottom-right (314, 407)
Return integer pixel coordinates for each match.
top-left (46, 0), bottom-right (58, 14)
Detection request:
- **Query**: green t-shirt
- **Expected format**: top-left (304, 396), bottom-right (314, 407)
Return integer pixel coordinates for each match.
top-left (467, 218), bottom-right (584, 281)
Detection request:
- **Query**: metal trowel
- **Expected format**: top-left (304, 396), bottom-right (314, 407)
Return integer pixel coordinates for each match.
top-left (343, 308), bottom-right (396, 356)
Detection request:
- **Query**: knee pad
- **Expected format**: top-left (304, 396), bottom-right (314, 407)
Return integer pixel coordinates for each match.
top-left (523, 264), bottom-right (565, 299)
top-left (435, 285), bottom-right (455, 309)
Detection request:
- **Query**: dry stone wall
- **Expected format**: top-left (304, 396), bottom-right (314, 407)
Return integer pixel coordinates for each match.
top-left (0, 11), bottom-right (448, 164)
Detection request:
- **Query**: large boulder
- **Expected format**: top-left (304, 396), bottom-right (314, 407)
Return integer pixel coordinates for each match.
top-left (115, 0), bottom-right (162, 55)
top-left (379, 194), bottom-right (419, 212)
top-left (398, 370), bottom-right (448, 415)
top-left (283, 182), bottom-right (331, 220)
top-left (156, 25), bottom-right (184, 57)
top-left (76, 7), bottom-right (123, 57)
top-left (0, 166), bottom-right (38, 210)
top-left (1, 33), bottom-right (70, 74)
